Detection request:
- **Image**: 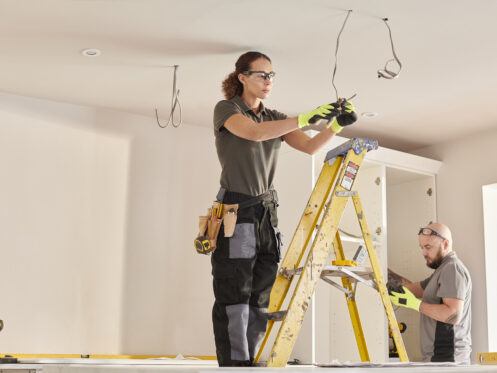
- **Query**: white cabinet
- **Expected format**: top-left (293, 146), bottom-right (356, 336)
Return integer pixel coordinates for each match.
top-left (274, 136), bottom-right (441, 364)
top-left (386, 168), bottom-right (437, 361)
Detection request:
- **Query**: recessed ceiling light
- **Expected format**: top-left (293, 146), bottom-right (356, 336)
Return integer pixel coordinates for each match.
top-left (361, 112), bottom-right (378, 118)
top-left (81, 48), bottom-right (101, 57)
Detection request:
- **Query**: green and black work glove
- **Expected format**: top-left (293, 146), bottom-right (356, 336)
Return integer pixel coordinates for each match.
top-left (389, 286), bottom-right (421, 312)
top-left (327, 100), bottom-right (358, 134)
top-left (298, 103), bottom-right (337, 128)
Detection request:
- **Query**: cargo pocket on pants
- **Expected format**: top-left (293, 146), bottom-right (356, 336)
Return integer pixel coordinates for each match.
top-left (212, 265), bottom-right (240, 304)
top-left (229, 223), bottom-right (256, 259)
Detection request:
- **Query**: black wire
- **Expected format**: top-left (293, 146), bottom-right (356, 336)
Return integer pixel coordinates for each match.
top-left (331, 10), bottom-right (353, 101)
top-left (378, 18), bottom-right (402, 79)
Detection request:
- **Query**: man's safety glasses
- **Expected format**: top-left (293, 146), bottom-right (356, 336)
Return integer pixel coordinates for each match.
top-left (418, 227), bottom-right (447, 241)
top-left (243, 70), bottom-right (276, 81)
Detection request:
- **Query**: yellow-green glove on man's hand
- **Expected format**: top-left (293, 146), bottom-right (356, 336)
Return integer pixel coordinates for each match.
top-left (389, 286), bottom-right (421, 311)
top-left (327, 100), bottom-right (358, 134)
top-left (298, 103), bottom-right (336, 129)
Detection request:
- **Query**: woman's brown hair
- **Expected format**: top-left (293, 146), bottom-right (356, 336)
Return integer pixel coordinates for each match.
top-left (222, 51), bottom-right (271, 100)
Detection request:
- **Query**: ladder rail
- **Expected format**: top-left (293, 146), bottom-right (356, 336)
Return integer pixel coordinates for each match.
top-left (255, 138), bottom-right (408, 366)
top-left (254, 156), bottom-right (342, 363)
top-left (333, 232), bottom-right (370, 361)
top-left (266, 148), bottom-right (368, 367)
top-left (351, 195), bottom-right (409, 362)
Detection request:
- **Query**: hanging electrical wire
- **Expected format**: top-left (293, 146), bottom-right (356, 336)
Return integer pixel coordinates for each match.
top-left (331, 9), bottom-right (353, 101)
top-left (155, 64), bottom-right (182, 128)
top-left (377, 18), bottom-right (402, 79)
top-left (330, 10), bottom-right (403, 101)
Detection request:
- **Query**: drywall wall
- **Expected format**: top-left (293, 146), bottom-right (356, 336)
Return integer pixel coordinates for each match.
top-left (0, 93), bottom-right (224, 355)
top-left (0, 93), bottom-right (128, 352)
top-left (94, 109), bottom-right (222, 355)
top-left (414, 127), bottom-right (497, 359)
top-left (482, 183), bottom-right (497, 352)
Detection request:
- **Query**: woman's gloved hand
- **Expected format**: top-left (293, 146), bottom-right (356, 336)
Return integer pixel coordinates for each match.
top-left (298, 103), bottom-right (337, 128)
top-left (327, 100), bottom-right (358, 134)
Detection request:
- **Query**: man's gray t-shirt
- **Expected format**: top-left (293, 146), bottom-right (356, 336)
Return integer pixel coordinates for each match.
top-left (213, 95), bottom-right (287, 196)
top-left (419, 251), bottom-right (472, 363)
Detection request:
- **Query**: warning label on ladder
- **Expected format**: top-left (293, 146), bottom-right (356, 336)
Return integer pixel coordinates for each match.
top-left (341, 161), bottom-right (359, 190)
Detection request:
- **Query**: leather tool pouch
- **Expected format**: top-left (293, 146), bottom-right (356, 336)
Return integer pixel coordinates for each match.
top-left (195, 202), bottom-right (225, 255)
top-left (222, 203), bottom-right (239, 238)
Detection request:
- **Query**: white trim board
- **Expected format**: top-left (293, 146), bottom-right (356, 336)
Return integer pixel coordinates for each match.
top-left (306, 135), bottom-right (442, 176)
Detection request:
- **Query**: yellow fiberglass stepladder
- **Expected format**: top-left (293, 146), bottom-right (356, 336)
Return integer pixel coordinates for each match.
top-left (255, 138), bottom-right (408, 367)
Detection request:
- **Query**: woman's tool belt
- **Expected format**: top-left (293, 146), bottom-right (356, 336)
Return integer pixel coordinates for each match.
top-left (194, 188), bottom-right (278, 255)
top-left (194, 201), bottom-right (238, 255)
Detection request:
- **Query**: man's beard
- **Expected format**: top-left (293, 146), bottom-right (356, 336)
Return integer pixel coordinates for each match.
top-left (426, 252), bottom-right (444, 269)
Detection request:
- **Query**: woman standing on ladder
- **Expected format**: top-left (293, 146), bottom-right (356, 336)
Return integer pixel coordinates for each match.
top-left (212, 51), bottom-right (358, 366)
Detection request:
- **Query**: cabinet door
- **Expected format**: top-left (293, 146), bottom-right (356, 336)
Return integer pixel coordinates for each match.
top-left (387, 172), bottom-right (436, 361)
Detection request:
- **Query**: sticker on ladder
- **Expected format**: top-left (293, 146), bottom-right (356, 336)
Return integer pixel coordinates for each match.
top-left (341, 161), bottom-right (359, 190)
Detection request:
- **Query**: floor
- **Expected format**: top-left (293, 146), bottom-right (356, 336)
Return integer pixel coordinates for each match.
top-left (1, 359), bottom-right (497, 373)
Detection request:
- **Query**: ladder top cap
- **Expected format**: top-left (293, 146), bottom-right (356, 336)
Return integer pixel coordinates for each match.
top-left (324, 138), bottom-right (378, 163)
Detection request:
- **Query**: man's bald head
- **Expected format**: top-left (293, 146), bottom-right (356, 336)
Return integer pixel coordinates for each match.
top-left (426, 222), bottom-right (453, 249)
top-left (418, 222), bottom-right (453, 269)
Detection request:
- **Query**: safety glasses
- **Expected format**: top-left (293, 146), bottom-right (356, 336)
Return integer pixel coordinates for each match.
top-left (418, 227), bottom-right (447, 241)
top-left (243, 70), bottom-right (276, 81)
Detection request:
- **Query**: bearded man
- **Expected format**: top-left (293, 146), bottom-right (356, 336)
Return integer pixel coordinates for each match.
top-left (388, 222), bottom-right (472, 364)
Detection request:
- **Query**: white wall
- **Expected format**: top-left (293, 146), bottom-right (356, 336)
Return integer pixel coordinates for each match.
top-left (0, 93), bottom-right (222, 355)
top-left (94, 110), bottom-right (221, 355)
top-left (0, 94), bottom-right (129, 353)
top-left (414, 128), bottom-right (497, 359)
top-left (482, 183), bottom-right (497, 352)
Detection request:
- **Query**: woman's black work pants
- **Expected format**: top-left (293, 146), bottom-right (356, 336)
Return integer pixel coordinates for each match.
top-left (211, 190), bottom-right (282, 367)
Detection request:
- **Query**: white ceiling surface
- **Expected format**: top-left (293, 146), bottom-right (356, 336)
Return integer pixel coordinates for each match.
top-left (1, 0), bottom-right (497, 151)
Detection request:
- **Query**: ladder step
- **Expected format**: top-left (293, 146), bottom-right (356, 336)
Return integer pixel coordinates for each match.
top-left (280, 265), bottom-right (376, 291)
top-left (321, 265), bottom-right (373, 278)
top-left (321, 265), bottom-right (377, 290)
top-left (280, 265), bottom-right (373, 279)
top-left (332, 259), bottom-right (357, 266)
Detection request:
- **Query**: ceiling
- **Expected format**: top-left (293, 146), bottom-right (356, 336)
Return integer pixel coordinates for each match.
top-left (1, 0), bottom-right (497, 151)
